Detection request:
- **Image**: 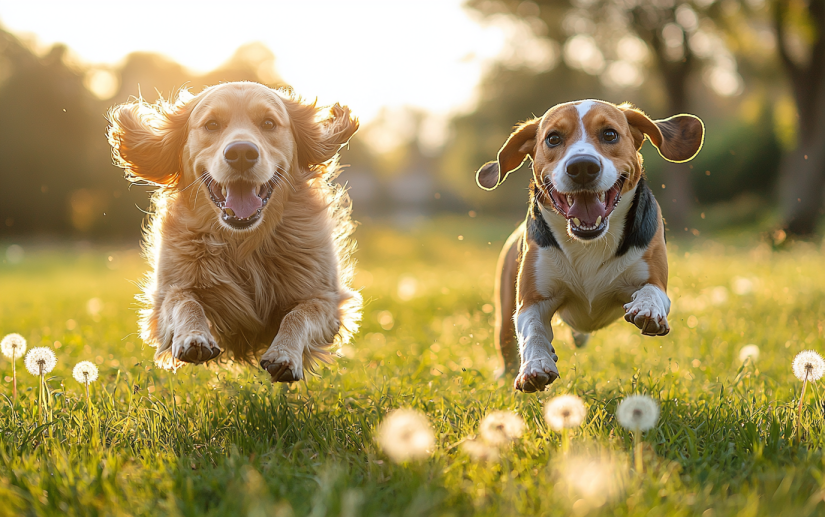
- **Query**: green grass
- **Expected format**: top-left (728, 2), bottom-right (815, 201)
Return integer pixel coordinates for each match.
top-left (2, 218), bottom-right (825, 516)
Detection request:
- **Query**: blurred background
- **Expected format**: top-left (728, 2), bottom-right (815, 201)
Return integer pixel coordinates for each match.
top-left (0, 0), bottom-right (821, 243)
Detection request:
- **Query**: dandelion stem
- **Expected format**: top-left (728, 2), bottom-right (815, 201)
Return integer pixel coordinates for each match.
top-left (561, 427), bottom-right (569, 455)
top-left (796, 370), bottom-right (809, 444)
top-left (11, 357), bottom-right (17, 402)
top-left (634, 427), bottom-right (643, 473)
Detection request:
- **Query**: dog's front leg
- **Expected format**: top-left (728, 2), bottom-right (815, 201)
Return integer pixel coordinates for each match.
top-left (157, 286), bottom-right (221, 366)
top-left (260, 297), bottom-right (341, 383)
top-left (513, 299), bottom-right (560, 393)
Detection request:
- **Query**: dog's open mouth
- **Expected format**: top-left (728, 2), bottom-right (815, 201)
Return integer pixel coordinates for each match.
top-left (205, 173), bottom-right (275, 229)
top-left (546, 176), bottom-right (626, 240)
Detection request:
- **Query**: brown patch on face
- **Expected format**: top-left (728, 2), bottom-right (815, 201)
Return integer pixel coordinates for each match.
top-left (579, 104), bottom-right (644, 194)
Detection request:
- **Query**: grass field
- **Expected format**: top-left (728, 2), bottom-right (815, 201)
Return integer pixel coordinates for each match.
top-left (2, 217), bottom-right (825, 516)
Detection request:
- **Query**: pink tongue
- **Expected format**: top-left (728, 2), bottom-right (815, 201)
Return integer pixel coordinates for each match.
top-left (568, 192), bottom-right (606, 225)
top-left (225, 183), bottom-right (262, 219)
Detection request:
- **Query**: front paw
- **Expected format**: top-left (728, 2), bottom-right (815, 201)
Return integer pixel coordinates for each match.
top-left (260, 346), bottom-right (303, 383)
top-left (624, 299), bottom-right (670, 336)
top-left (172, 330), bottom-right (221, 364)
top-left (514, 358), bottom-right (559, 393)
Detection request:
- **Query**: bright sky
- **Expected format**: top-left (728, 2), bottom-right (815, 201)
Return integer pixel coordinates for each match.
top-left (0, 0), bottom-right (514, 124)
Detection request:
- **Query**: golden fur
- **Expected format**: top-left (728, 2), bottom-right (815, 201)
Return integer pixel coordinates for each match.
top-left (107, 82), bottom-right (362, 381)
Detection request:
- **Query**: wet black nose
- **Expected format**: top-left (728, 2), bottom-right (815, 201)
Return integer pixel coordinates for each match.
top-left (566, 155), bottom-right (601, 185)
top-left (224, 141), bottom-right (259, 172)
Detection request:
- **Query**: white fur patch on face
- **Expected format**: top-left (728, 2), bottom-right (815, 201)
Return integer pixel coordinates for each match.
top-left (548, 100), bottom-right (619, 194)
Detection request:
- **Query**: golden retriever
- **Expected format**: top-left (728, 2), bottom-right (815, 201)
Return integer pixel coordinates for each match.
top-left (106, 82), bottom-right (362, 383)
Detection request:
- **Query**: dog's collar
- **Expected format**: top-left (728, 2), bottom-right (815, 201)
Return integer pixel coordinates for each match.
top-left (527, 177), bottom-right (658, 256)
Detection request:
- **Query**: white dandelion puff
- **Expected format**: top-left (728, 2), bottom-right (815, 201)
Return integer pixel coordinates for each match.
top-left (739, 344), bottom-right (760, 364)
top-left (73, 361), bottom-right (99, 383)
top-left (544, 394), bottom-right (587, 431)
top-left (24, 347), bottom-right (57, 376)
top-left (616, 395), bottom-right (659, 432)
top-left (376, 409), bottom-right (435, 463)
top-left (478, 411), bottom-right (525, 446)
top-left (792, 350), bottom-right (825, 381)
top-left (461, 438), bottom-right (500, 462)
top-left (1, 333), bottom-right (27, 359)
top-left (794, 350), bottom-right (825, 443)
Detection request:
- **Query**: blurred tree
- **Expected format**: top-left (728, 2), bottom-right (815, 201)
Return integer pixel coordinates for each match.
top-left (772, 0), bottom-right (825, 235)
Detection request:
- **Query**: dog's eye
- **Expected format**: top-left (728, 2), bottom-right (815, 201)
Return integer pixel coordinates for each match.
top-left (205, 120), bottom-right (220, 131)
top-left (261, 119), bottom-right (276, 130)
top-left (602, 129), bottom-right (618, 142)
top-left (546, 133), bottom-right (562, 147)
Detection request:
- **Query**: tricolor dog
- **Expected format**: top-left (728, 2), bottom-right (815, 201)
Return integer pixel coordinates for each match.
top-left (476, 100), bottom-right (704, 393)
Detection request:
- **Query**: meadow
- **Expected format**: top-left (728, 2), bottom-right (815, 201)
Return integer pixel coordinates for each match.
top-left (2, 217), bottom-right (825, 516)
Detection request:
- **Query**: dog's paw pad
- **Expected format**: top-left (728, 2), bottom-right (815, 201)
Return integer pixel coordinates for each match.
top-left (174, 332), bottom-right (221, 364)
top-left (260, 359), bottom-right (300, 383)
top-left (514, 359), bottom-right (559, 393)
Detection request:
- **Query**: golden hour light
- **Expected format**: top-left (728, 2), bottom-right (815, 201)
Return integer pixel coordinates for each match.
top-left (4, 1), bottom-right (825, 514)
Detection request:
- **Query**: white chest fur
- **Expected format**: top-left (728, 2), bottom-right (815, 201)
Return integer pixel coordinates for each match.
top-left (533, 186), bottom-right (650, 332)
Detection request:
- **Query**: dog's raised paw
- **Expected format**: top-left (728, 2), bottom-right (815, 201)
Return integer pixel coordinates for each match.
top-left (623, 298), bottom-right (670, 336)
top-left (173, 331), bottom-right (221, 364)
top-left (514, 358), bottom-right (559, 393)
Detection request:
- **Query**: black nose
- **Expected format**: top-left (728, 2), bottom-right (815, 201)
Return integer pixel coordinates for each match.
top-left (224, 141), bottom-right (259, 172)
top-left (566, 155), bottom-right (601, 185)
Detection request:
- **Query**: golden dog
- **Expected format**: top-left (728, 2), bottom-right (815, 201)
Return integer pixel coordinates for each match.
top-left (107, 82), bottom-right (362, 383)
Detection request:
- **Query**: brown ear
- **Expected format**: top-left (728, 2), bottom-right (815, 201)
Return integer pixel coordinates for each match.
top-left (476, 119), bottom-right (539, 190)
top-left (621, 106), bottom-right (704, 163)
top-left (106, 91), bottom-right (194, 187)
top-left (283, 94), bottom-right (359, 168)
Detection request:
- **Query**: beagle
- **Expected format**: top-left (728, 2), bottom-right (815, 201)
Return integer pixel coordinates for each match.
top-left (476, 100), bottom-right (704, 393)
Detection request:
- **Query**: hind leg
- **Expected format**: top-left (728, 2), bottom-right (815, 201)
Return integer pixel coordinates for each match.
top-left (572, 330), bottom-right (590, 348)
top-left (494, 226), bottom-right (523, 377)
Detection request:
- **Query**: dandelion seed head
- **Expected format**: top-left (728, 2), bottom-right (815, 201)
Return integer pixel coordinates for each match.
top-left (73, 361), bottom-right (99, 383)
top-left (616, 395), bottom-right (659, 432)
top-left (544, 394), bottom-right (587, 431)
top-left (1, 333), bottom-right (27, 359)
top-left (558, 454), bottom-right (625, 507)
top-left (24, 347), bottom-right (57, 376)
top-left (739, 344), bottom-right (760, 364)
top-left (461, 438), bottom-right (500, 462)
top-left (376, 409), bottom-right (434, 463)
top-left (478, 410), bottom-right (525, 446)
top-left (793, 350), bottom-right (825, 381)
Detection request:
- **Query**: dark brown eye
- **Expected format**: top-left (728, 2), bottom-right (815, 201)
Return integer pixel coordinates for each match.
top-left (546, 133), bottom-right (562, 147)
top-left (262, 119), bottom-right (275, 130)
top-left (205, 120), bottom-right (219, 131)
top-left (603, 129), bottom-right (618, 142)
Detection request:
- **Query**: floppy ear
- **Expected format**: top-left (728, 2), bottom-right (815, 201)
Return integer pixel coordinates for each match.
top-left (283, 95), bottom-right (359, 168)
top-left (476, 119), bottom-right (539, 190)
top-left (620, 106), bottom-right (704, 163)
top-left (106, 91), bottom-right (194, 187)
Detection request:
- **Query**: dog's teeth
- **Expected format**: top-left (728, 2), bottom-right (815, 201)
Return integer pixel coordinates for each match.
top-left (567, 195), bottom-right (574, 206)
top-left (225, 207), bottom-right (235, 217)
top-left (572, 217), bottom-right (581, 227)
top-left (598, 192), bottom-right (605, 203)
top-left (596, 216), bottom-right (602, 226)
